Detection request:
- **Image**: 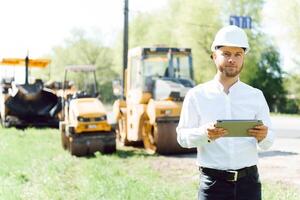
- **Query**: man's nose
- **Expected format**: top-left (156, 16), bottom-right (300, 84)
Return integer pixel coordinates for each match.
top-left (228, 56), bottom-right (236, 64)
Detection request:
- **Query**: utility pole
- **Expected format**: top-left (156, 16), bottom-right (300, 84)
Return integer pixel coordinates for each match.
top-left (122, 0), bottom-right (129, 100)
top-left (25, 55), bottom-right (29, 85)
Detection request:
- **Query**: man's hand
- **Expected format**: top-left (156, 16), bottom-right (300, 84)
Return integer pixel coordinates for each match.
top-left (207, 123), bottom-right (228, 141)
top-left (248, 125), bottom-right (268, 142)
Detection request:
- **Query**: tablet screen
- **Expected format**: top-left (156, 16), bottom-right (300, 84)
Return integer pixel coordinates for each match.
top-left (216, 120), bottom-right (263, 137)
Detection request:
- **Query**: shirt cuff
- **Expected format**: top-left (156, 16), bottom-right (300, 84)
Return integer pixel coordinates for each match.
top-left (258, 130), bottom-right (274, 150)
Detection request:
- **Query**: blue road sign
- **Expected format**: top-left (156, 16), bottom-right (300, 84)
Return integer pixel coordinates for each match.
top-left (229, 16), bottom-right (252, 29)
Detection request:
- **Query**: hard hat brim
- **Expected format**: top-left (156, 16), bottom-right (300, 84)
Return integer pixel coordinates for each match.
top-left (211, 43), bottom-right (250, 54)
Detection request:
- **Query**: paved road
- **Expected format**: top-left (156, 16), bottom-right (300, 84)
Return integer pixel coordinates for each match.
top-left (258, 116), bottom-right (300, 190)
top-left (271, 116), bottom-right (300, 138)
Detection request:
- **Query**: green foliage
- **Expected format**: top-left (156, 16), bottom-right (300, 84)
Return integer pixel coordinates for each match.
top-left (249, 46), bottom-right (287, 112)
top-left (220, 0), bottom-right (272, 85)
top-left (124, 0), bottom-right (223, 83)
top-left (122, 0), bottom-right (285, 88)
top-left (49, 29), bottom-right (117, 103)
top-left (45, 0), bottom-right (290, 108)
top-left (99, 80), bottom-right (118, 103)
top-left (282, 99), bottom-right (300, 114)
top-left (222, 0), bottom-right (264, 24)
top-left (212, 1), bottom-right (292, 113)
top-left (283, 74), bottom-right (300, 113)
top-left (168, 0), bottom-right (222, 82)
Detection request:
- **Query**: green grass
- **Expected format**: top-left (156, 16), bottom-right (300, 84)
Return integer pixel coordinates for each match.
top-left (263, 182), bottom-right (300, 200)
top-left (270, 112), bottom-right (300, 118)
top-left (0, 127), bottom-right (299, 200)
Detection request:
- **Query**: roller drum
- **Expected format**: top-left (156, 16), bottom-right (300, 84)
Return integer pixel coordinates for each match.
top-left (155, 122), bottom-right (196, 154)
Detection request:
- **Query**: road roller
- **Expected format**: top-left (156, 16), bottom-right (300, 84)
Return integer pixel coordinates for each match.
top-left (113, 47), bottom-right (196, 154)
top-left (60, 65), bottom-right (116, 156)
top-left (0, 57), bottom-right (62, 128)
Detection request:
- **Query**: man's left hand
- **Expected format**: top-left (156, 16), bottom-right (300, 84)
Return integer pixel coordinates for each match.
top-left (248, 125), bottom-right (268, 142)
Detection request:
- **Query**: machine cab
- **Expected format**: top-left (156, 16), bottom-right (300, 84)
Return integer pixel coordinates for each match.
top-left (126, 47), bottom-right (194, 104)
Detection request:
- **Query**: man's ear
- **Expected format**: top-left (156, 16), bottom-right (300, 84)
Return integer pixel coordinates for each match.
top-left (211, 52), bottom-right (216, 60)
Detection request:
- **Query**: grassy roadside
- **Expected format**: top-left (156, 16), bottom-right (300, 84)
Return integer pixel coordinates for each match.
top-left (270, 112), bottom-right (300, 118)
top-left (0, 127), bottom-right (299, 200)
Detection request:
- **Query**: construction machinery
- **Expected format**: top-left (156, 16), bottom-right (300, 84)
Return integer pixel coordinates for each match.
top-left (0, 57), bottom-right (62, 128)
top-left (60, 65), bottom-right (116, 156)
top-left (113, 47), bottom-right (196, 154)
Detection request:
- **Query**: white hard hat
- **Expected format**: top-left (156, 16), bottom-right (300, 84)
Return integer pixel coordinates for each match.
top-left (211, 25), bottom-right (250, 54)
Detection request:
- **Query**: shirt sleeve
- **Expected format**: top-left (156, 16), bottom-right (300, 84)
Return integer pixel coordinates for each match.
top-left (176, 90), bottom-right (211, 148)
top-left (256, 91), bottom-right (275, 150)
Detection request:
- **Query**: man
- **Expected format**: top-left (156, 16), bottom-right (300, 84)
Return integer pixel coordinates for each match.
top-left (176, 25), bottom-right (275, 200)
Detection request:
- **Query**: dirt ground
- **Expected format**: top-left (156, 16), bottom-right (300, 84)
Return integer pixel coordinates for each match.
top-left (258, 138), bottom-right (300, 190)
top-left (147, 138), bottom-right (300, 191)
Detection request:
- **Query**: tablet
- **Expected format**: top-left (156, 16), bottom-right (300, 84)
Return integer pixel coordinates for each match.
top-left (216, 120), bottom-right (263, 137)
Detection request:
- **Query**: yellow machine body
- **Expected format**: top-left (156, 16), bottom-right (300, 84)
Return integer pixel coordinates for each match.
top-left (0, 58), bottom-right (50, 68)
top-left (60, 65), bottom-right (116, 156)
top-left (113, 47), bottom-right (196, 154)
top-left (68, 98), bottom-right (111, 133)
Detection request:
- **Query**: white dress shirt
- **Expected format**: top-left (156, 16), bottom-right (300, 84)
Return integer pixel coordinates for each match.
top-left (176, 77), bottom-right (275, 170)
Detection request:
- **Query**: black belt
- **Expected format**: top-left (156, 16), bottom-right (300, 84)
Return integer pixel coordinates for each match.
top-left (199, 165), bottom-right (257, 182)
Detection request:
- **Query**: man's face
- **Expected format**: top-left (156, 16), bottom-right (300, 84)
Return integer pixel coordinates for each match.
top-left (212, 46), bottom-right (245, 78)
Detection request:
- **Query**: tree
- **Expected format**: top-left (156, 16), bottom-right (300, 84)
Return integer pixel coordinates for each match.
top-left (49, 29), bottom-right (117, 103)
top-left (116, 0), bottom-right (222, 83)
top-left (221, 1), bottom-right (293, 113)
top-left (263, 0), bottom-right (300, 70)
top-left (169, 0), bottom-right (222, 82)
top-left (283, 74), bottom-right (300, 113)
top-left (249, 46), bottom-right (287, 112)
top-left (112, 0), bottom-right (290, 113)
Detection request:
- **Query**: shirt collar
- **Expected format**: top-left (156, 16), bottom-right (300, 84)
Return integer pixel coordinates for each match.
top-left (213, 75), bottom-right (240, 93)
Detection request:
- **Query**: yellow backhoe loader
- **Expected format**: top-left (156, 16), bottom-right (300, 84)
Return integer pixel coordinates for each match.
top-left (60, 65), bottom-right (116, 156)
top-left (113, 47), bottom-right (196, 154)
top-left (0, 57), bottom-right (62, 128)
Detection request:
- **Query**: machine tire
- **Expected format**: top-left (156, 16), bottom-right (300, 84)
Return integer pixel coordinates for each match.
top-left (3, 121), bottom-right (11, 128)
top-left (61, 130), bottom-right (69, 150)
top-left (1, 115), bottom-right (11, 128)
top-left (0, 117), bottom-right (5, 128)
top-left (69, 138), bottom-right (87, 157)
top-left (100, 144), bottom-right (116, 154)
top-left (60, 122), bottom-right (68, 150)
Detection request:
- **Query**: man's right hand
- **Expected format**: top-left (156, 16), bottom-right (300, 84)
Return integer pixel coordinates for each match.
top-left (207, 123), bottom-right (228, 141)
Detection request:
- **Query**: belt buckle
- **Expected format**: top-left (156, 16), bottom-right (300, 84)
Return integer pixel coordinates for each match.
top-left (227, 170), bottom-right (238, 182)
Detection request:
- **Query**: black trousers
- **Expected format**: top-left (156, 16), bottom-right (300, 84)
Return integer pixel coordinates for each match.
top-left (198, 167), bottom-right (261, 200)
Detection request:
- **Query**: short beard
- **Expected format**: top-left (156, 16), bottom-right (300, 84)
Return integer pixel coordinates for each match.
top-left (220, 64), bottom-right (243, 78)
